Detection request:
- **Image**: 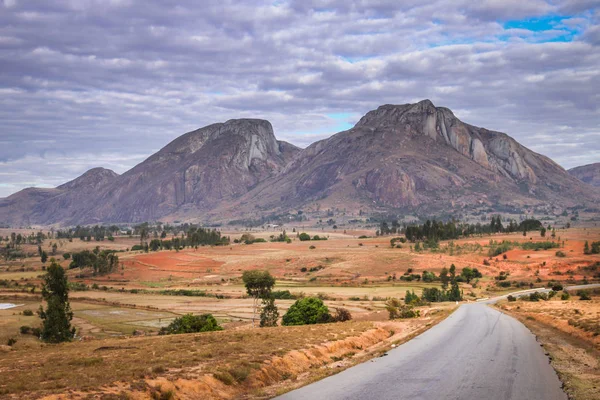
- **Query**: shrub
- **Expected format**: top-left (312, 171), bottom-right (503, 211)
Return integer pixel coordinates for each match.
top-left (22, 309), bottom-right (34, 316)
top-left (20, 325), bottom-right (31, 334)
top-left (555, 251), bottom-right (566, 258)
top-left (386, 298), bottom-right (420, 319)
top-left (159, 314), bottom-right (222, 335)
top-left (507, 295), bottom-right (517, 302)
top-left (577, 290), bottom-right (591, 301)
top-left (309, 245), bottom-right (316, 249)
top-left (332, 307), bottom-right (352, 322)
top-left (298, 233), bottom-right (311, 241)
top-left (551, 283), bottom-right (563, 291)
top-left (271, 290), bottom-right (296, 299)
top-left (282, 297), bottom-right (331, 326)
top-left (6, 338), bottom-right (16, 346)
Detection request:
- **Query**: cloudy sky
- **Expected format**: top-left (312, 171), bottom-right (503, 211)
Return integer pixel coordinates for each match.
top-left (1, 0), bottom-right (599, 197)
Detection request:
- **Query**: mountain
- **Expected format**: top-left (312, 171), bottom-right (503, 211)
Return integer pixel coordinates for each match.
top-left (568, 163), bottom-right (600, 187)
top-left (0, 119), bottom-right (299, 226)
top-left (218, 100), bottom-right (598, 219)
top-left (0, 101), bottom-right (597, 226)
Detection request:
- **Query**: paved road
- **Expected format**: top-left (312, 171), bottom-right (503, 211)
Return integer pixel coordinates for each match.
top-left (276, 284), bottom-right (599, 400)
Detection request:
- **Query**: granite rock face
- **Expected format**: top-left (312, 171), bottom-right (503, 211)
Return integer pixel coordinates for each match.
top-left (0, 101), bottom-right (597, 226)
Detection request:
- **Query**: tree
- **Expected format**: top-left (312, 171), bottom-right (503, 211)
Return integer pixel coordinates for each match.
top-left (260, 297), bottom-right (279, 327)
top-left (38, 260), bottom-right (75, 343)
top-left (449, 264), bottom-right (456, 281)
top-left (242, 270), bottom-right (275, 327)
top-left (540, 227), bottom-right (546, 237)
top-left (448, 281), bottom-right (462, 301)
top-left (282, 297), bottom-right (331, 325)
top-left (440, 267), bottom-right (450, 290)
top-left (461, 267), bottom-right (474, 284)
top-left (41, 251), bottom-right (48, 264)
top-left (583, 240), bottom-right (590, 254)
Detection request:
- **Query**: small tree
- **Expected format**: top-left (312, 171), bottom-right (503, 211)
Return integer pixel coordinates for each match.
top-left (440, 267), bottom-right (450, 290)
top-left (540, 227), bottom-right (546, 237)
top-left (259, 297), bottom-right (279, 327)
top-left (583, 241), bottom-right (590, 255)
top-left (38, 260), bottom-right (75, 343)
top-left (41, 251), bottom-right (48, 264)
top-left (242, 270), bottom-right (275, 327)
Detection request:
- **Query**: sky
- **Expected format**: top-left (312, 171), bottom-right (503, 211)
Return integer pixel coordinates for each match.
top-left (0, 0), bottom-right (599, 197)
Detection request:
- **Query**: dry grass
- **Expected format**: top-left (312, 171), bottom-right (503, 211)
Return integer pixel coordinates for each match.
top-left (497, 294), bottom-right (600, 400)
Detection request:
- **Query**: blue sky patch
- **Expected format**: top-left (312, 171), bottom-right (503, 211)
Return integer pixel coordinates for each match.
top-left (503, 15), bottom-right (581, 42)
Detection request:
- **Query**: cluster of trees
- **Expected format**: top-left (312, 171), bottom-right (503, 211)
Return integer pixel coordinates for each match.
top-left (584, 241), bottom-right (600, 254)
top-left (69, 248), bottom-right (120, 276)
top-left (56, 225), bottom-right (120, 241)
top-left (2, 231), bottom-right (48, 245)
top-left (388, 266), bottom-right (481, 285)
top-left (138, 228), bottom-right (229, 251)
top-left (400, 218), bottom-right (545, 242)
top-left (421, 264), bottom-right (464, 302)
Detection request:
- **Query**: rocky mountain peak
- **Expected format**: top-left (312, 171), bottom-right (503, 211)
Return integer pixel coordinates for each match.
top-left (57, 167), bottom-right (119, 190)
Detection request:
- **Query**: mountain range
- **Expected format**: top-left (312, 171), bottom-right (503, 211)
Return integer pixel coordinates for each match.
top-left (1, 100), bottom-right (598, 226)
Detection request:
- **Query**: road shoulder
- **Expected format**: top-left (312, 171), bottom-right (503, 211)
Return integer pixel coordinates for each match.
top-left (496, 303), bottom-right (600, 400)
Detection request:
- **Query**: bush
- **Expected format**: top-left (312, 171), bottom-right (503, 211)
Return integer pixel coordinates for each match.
top-left (309, 245), bottom-right (316, 250)
top-left (507, 295), bottom-right (517, 302)
top-left (555, 251), bottom-right (566, 258)
top-left (271, 290), bottom-right (296, 299)
top-left (386, 298), bottom-right (420, 319)
top-left (20, 325), bottom-right (31, 334)
top-left (298, 233), bottom-right (311, 241)
top-left (551, 283), bottom-right (563, 291)
top-left (22, 309), bottom-right (34, 316)
top-left (561, 292), bottom-right (570, 300)
top-left (577, 290), bottom-right (591, 301)
top-left (159, 314), bottom-right (222, 335)
top-left (7, 338), bottom-right (16, 346)
top-left (282, 297), bottom-right (331, 326)
top-left (332, 307), bottom-right (352, 322)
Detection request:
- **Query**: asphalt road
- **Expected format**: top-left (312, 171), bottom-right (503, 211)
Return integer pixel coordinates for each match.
top-left (276, 284), bottom-right (600, 400)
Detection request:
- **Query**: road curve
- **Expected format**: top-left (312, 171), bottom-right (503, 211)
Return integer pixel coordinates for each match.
top-left (274, 285), bottom-right (600, 400)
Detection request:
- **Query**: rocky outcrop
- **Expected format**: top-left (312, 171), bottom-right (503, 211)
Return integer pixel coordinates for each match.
top-left (569, 163), bottom-right (600, 187)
